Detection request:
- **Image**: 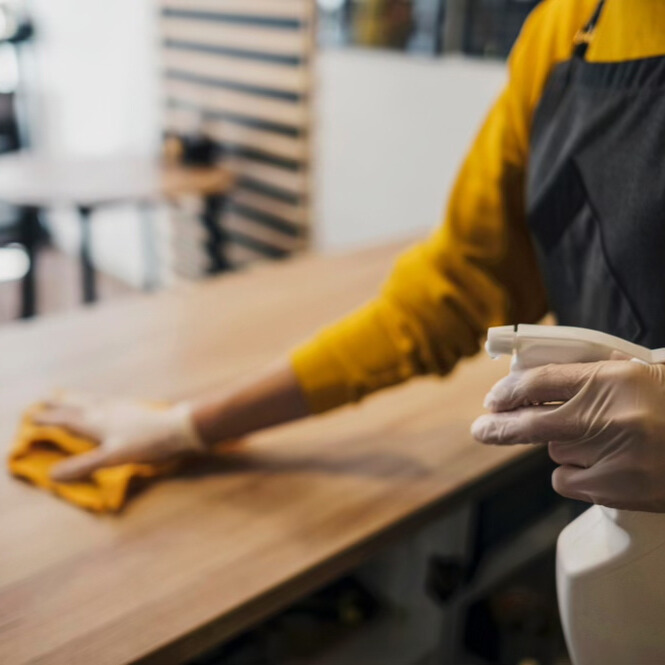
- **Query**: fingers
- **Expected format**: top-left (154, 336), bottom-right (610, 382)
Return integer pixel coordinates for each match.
top-left (50, 444), bottom-right (137, 482)
top-left (551, 465), bottom-right (595, 503)
top-left (610, 350), bottom-right (633, 361)
top-left (471, 404), bottom-right (585, 445)
top-left (42, 392), bottom-right (100, 410)
top-left (33, 407), bottom-right (101, 442)
top-left (50, 449), bottom-right (112, 482)
top-left (483, 363), bottom-right (596, 413)
top-left (547, 440), bottom-right (588, 467)
top-left (35, 391), bottom-right (104, 440)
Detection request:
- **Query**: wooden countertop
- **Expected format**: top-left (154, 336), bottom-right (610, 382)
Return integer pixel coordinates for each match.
top-left (0, 240), bottom-right (534, 664)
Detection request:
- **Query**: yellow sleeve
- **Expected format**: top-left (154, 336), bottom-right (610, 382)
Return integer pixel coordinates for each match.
top-left (291, 0), bottom-right (595, 414)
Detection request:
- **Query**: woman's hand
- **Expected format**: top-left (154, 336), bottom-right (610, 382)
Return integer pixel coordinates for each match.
top-left (35, 394), bottom-right (205, 482)
top-left (35, 360), bottom-right (309, 483)
top-left (472, 360), bottom-right (665, 512)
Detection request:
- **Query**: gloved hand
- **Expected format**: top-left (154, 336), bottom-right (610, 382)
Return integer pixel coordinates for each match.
top-left (472, 360), bottom-right (665, 512)
top-left (34, 394), bottom-right (206, 482)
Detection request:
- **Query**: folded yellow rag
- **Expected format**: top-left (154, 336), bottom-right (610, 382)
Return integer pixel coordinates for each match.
top-left (8, 407), bottom-right (174, 513)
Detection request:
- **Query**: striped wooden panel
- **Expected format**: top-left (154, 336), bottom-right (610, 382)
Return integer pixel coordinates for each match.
top-left (165, 79), bottom-right (307, 127)
top-left (224, 242), bottom-right (273, 267)
top-left (162, 50), bottom-right (308, 95)
top-left (161, 0), bottom-right (314, 21)
top-left (161, 19), bottom-right (309, 58)
top-left (160, 0), bottom-right (314, 275)
top-left (231, 189), bottom-right (306, 227)
top-left (226, 157), bottom-right (308, 197)
top-left (224, 211), bottom-right (305, 252)
top-left (166, 108), bottom-right (306, 162)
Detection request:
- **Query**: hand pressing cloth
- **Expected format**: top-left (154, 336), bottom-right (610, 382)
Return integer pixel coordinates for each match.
top-left (8, 399), bottom-right (201, 513)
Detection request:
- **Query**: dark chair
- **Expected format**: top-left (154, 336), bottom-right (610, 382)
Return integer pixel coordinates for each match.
top-left (0, 92), bottom-right (41, 318)
top-left (0, 205), bottom-right (42, 319)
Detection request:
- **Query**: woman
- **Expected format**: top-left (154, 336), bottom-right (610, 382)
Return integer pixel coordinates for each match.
top-left (39, 0), bottom-right (665, 512)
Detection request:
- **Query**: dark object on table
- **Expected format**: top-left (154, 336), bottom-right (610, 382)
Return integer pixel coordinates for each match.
top-left (181, 133), bottom-right (222, 166)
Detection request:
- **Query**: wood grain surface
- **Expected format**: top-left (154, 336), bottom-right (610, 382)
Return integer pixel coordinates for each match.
top-left (0, 240), bottom-right (536, 664)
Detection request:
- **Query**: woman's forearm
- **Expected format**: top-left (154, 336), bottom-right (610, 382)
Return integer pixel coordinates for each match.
top-left (190, 358), bottom-right (312, 448)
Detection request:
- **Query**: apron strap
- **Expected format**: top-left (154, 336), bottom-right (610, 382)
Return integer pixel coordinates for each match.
top-left (573, 0), bottom-right (606, 58)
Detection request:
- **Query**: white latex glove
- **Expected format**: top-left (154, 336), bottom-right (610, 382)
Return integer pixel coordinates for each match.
top-left (472, 361), bottom-right (665, 512)
top-left (34, 394), bottom-right (206, 482)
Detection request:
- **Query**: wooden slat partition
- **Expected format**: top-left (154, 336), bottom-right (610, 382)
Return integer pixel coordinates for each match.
top-left (165, 79), bottom-right (307, 126)
top-left (162, 50), bottom-right (308, 94)
top-left (160, 0), bottom-right (315, 274)
top-left (161, 19), bottom-right (308, 57)
top-left (167, 109), bottom-right (307, 162)
top-left (224, 211), bottom-right (305, 252)
top-left (226, 157), bottom-right (309, 196)
top-left (161, 0), bottom-right (314, 21)
top-left (232, 189), bottom-right (306, 226)
top-left (224, 241), bottom-right (272, 265)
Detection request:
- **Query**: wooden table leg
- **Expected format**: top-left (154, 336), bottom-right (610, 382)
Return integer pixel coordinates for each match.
top-left (78, 205), bottom-right (97, 303)
top-left (139, 203), bottom-right (159, 291)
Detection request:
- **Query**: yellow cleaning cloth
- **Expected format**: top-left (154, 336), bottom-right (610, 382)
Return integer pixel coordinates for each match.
top-left (8, 406), bottom-right (174, 513)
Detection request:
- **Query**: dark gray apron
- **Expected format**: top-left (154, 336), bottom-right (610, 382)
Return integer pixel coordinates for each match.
top-left (527, 0), bottom-right (665, 347)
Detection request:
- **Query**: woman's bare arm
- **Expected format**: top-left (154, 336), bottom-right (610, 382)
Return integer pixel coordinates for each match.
top-left (191, 358), bottom-right (311, 447)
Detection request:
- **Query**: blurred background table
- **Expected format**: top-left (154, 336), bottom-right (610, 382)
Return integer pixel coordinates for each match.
top-left (0, 152), bottom-right (234, 316)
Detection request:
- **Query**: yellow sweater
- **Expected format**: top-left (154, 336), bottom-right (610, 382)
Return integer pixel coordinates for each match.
top-left (292, 0), bottom-right (665, 414)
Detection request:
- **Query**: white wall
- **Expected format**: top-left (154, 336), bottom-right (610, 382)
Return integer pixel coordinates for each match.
top-left (28, 0), bottom-right (158, 154)
top-left (315, 49), bottom-right (506, 250)
top-left (25, 0), bottom-right (506, 281)
top-left (27, 0), bottom-right (161, 287)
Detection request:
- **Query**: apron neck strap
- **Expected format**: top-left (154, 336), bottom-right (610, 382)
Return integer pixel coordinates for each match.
top-left (573, 0), bottom-right (607, 58)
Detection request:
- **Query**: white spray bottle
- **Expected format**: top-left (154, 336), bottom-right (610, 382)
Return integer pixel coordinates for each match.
top-left (485, 324), bottom-right (665, 665)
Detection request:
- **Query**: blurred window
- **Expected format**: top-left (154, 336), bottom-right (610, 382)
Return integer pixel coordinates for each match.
top-left (318, 0), bottom-right (444, 54)
top-left (462, 0), bottom-right (541, 58)
top-left (316, 0), bottom-right (543, 58)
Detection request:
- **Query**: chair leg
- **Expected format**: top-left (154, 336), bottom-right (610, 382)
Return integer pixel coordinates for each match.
top-left (202, 194), bottom-right (229, 273)
top-left (19, 206), bottom-right (40, 319)
top-left (139, 203), bottom-right (159, 291)
top-left (78, 205), bottom-right (97, 304)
